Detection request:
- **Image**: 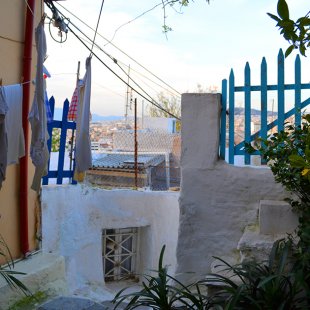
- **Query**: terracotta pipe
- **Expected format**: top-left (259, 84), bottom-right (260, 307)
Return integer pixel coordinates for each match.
top-left (20, 0), bottom-right (36, 256)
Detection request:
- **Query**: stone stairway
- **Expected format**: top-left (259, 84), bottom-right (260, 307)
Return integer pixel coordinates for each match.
top-left (207, 200), bottom-right (299, 291)
top-left (237, 200), bottom-right (298, 262)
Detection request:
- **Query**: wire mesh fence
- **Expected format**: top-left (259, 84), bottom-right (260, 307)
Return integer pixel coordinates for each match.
top-left (86, 122), bottom-right (181, 191)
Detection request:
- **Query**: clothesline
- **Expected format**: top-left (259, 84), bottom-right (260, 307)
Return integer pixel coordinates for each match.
top-left (0, 80), bottom-right (35, 87)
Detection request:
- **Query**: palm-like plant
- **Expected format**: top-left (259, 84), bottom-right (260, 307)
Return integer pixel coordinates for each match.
top-left (205, 239), bottom-right (306, 310)
top-left (113, 245), bottom-right (214, 309)
top-left (0, 235), bottom-right (30, 296)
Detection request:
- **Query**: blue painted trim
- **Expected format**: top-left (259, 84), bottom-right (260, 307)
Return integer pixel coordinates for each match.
top-left (220, 79), bottom-right (227, 160)
top-left (42, 96), bottom-right (55, 185)
top-left (235, 97), bottom-right (310, 151)
top-left (56, 99), bottom-right (70, 184)
top-left (278, 49), bottom-right (285, 131)
top-left (244, 62), bottom-right (251, 165)
top-left (234, 83), bottom-right (310, 92)
top-left (261, 57), bottom-right (268, 164)
top-left (43, 98), bottom-right (77, 185)
top-left (295, 55), bottom-right (301, 126)
top-left (229, 69), bottom-right (235, 164)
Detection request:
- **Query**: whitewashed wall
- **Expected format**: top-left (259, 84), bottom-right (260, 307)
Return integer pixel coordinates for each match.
top-left (42, 186), bottom-right (179, 292)
top-left (176, 93), bottom-right (287, 283)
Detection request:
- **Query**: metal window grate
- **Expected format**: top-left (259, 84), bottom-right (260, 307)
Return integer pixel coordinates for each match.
top-left (102, 228), bottom-right (138, 282)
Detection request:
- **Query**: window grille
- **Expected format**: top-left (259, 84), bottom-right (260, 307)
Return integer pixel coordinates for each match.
top-left (102, 228), bottom-right (138, 282)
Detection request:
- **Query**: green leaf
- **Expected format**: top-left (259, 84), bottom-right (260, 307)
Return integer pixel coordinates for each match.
top-left (289, 154), bottom-right (306, 168)
top-left (285, 45), bottom-right (295, 57)
top-left (277, 0), bottom-right (289, 20)
top-left (267, 13), bottom-right (281, 23)
top-left (299, 44), bottom-right (306, 56)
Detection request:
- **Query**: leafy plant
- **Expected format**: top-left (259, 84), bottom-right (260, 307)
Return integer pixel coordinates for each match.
top-left (204, 239), bottom-right (306, 310)
top-left (0, 235), bottom-right (31, 296)
top-left (113, 245), bottom-right (215, 309)
top-left (268, 0), bottom-right (310, 57)
top-left (246, 114), bottom-right (310, 306)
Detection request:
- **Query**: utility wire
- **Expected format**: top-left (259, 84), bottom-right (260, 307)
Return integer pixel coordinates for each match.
top-left (90, 0), bottom-right (104, 56)
top-left (52, 7), bottom-right (178, 116)
top-left (66, 23), bottom-right (180, 120)
top-left (63, 18), bottom-right (157, 105)
top-left (55, 1), bottom-right (181, 96)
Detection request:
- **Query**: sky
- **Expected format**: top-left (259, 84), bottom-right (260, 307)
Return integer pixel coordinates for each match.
top-left (44, 0), bottom-right (310, 117)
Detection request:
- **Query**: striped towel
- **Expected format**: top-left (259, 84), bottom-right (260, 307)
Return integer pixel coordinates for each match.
top-left (68, 86), bottom-right (79, 121)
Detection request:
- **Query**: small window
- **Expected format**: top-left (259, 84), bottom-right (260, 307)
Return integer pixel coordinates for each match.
top-left (102, 228), bottom-right (138, 282)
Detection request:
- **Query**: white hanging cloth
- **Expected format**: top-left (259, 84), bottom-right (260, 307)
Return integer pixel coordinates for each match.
top-left (0, 87), bottom-right (8, 189)
top-left (0, 84), bottom-right (25, 190)
top-left (74, 57), bottom-right (92, 181)
top-left (28, 21), bottom-right (49, 192)
top-left (4, 84), bottom-right (25, 165)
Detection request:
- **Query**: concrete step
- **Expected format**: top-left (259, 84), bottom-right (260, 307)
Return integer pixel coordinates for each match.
top-left (237, 225), bottom-right (286, 262)
top-left (0, 252), bottom-right (67, 310)
top-left (259, 200), bottom-right (298, 235)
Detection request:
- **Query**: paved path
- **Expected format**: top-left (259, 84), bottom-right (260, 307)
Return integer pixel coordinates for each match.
top-left (37, 296), bottom-right (148, 310)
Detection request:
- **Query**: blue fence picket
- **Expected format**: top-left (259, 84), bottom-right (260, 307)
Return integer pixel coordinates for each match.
top-left (42, 98), bottom-right (76, 185)
top-left (244, 62), bottom-right (251, 165)
top-left (221, 49), bottom-right (310, 165)
top-left (229, 69), bottom-right (235, 164)
top-left (260, 57), bottom-right (268, 164)
top-left (277, 49), bottom-right (285, 131)
top-left (57, 99), bottom-right (69, 184)
top-left (295, 55), bottom-right (301, 126)
top-left (220, 79), bottom-right (227, 160)
top-left (42, 96), bottom-right (55, 185)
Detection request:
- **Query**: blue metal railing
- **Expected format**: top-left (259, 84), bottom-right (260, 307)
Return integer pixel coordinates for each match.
top-left (220, 49), bottom-right (310, 165)
top-left (42, 97), bottom-right (77, 185)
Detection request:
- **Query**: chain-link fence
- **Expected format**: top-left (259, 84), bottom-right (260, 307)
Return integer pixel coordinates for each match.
top-left (86, 121), bottom-right (181, 191)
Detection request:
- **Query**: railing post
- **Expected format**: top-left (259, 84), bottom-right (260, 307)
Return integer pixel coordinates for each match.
top-left (42, 96), bottom-right (55, 185)
top-left (261, 57), bottom-right (267, 164)
top-left (244, 62), bottom-right (251, 165)
top-left (56, 99), bottom-right (70, 184)
top-left (278, 49), bottom-right (285, 131)
top-left (295, 55), bottom-right (301, 127)
top-left (220, 79), bottom-right (227, 160)
top-left (229, 70), bottom-right (235, 165)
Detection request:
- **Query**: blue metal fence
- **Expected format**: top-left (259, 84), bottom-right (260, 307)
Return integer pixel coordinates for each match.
top-left (220, 49), bottom-right (310, 165)
top-left (42, 97), bottom-right (77, 185)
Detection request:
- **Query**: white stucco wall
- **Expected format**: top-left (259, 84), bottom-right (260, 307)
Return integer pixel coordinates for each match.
top-left (176, 93), bottom-right (287, 283)
top-left (41, 185), bottom-right (179, 292)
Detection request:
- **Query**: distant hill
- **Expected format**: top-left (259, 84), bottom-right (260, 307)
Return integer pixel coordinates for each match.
top-left (235, 107), bottom-right (277, 117)
top-left (52, 108), bottom-right (123, 122)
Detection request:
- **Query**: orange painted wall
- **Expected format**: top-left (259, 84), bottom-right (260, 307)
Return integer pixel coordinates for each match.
top-left (0, 0), bottom-right (44, 262)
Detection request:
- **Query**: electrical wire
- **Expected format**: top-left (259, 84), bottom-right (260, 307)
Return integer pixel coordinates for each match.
top-left (66, 23), bottom-right (180, 120)
top-left (52, 8), bottom-right (179, 118)
top-left (90, 0), bottom-right (104, 56)
top-left (53, 5), bottom-right (180, 102)
top-left (55, 1), bottom-right (181, 96)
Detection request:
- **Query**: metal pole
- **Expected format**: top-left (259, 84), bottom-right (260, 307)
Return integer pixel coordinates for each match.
top-left (69, 61), bottom-right (80, 180)
top-left (141, 100), bottom-right (144, 129)
top-left (125, 65), bottom-right (131, 122)
top-left (134, 98), bottom-right (138, 188)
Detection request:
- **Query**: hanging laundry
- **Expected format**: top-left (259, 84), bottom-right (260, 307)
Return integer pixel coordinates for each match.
top-left (28, 21), bottom-right (49, 192)
top-left (74, 57), bottom-right (92, 181)
top-left (67, 82), bottom-right (80, 122)
top-left (43, 65), bottom-right (53, 123)
top-left (45, 90), bottom-right (52, 123)
top-left (0, 87), bottom-right (8, 190)
top-left (4, 84), bottom-right (25, 165)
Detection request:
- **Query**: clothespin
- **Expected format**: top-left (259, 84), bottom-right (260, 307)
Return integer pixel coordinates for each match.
top-left (41, 13), bottom-right (47, 23)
